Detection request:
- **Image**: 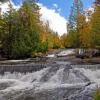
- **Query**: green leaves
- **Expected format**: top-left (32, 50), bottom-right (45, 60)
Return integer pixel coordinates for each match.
top-left (0, 0), bottom-right (62, 59)
top-left (0, 0), bottom-right (42, 59)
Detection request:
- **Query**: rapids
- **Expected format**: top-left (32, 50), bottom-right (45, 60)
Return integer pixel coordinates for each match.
top-left (0, 64), bottom-right (99, 100)
top-left (0, 50), bottom-right (99, 100)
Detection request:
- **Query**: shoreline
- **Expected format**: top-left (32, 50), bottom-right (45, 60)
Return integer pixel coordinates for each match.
top-left (0, 54), bottom-right (100, 65)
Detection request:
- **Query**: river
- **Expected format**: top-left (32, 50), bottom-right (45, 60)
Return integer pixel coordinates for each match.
top-left (0, 50), bottom-right (100, 100)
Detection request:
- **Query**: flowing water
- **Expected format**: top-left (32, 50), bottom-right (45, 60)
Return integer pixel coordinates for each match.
top-left (0, 50), bottom-right (100, 100)
top-left (0, 64), bottom-right (99, 100)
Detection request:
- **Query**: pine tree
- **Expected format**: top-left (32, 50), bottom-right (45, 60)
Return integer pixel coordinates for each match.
top-left (1, 0), bottom-right (42, 59)
top-left (68, 0), bottom-right (84, 31)
top-left (67, 0), bottom-right (84, 47)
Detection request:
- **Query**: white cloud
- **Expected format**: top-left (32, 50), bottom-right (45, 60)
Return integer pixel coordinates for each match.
top-left (85, 7), bottom-right (94, 22)
top-left (0, 2), bottom-right (9, 13)
top-left (0, 2), bottom-right (67, 36)
top-left (38, 3), bottom-right (67, 36)
top-left (0, 1), bottom-right (21, 13)
top-left (53, 3), bottom-right (58, 8)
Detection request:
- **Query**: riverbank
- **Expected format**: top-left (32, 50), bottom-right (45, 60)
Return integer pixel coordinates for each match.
top-left (0, 49), bottom-right (100, 64)
top-left (63, 55), bottom-right (100, 64)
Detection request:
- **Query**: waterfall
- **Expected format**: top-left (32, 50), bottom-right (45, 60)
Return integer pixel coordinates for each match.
top-left (0, 64), bottom-right (99, 100)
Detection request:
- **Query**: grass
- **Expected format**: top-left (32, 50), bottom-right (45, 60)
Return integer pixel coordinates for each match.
top-left (94, 89), bottom-right (100, 100)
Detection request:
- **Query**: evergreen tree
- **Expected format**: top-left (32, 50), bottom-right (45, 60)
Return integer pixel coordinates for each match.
top-left (1, 0), bottom-right (42, 59)
top-left (67, 0), bottom-right (84, 47)
top-left (68, 0), bottom-right (84, 31)
top-left (0, 0), bottom-right (63, 59)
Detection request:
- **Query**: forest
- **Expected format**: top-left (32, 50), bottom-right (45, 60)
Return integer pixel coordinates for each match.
top-left (0, 0), bottom-right (100, 59)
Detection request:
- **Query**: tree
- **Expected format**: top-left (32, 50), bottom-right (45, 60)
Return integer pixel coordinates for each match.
top-left (0, 2), bottom-right (15, 58)
top-left (60, 34), bottom-right (68, 48)
top-left (79, 19), bottom-right (92, 48)
top-left (68, 0), bottom-right (84, 31)
top-left (52, 32), bottom-right (61, 49)
top-left (0, 0), bottom-right (70, 59)
top-left (66, 30), bottom-right (79, 48)
top-left (67, 0), bottom-right (84, 47)
top-left (91, 5), bottom-right (100, 49)
top-left (1, 0), bottom-right (43, 59)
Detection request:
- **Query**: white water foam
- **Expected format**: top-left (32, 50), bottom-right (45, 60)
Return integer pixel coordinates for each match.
top-left (76, 68), bottom-right (100, 87)
top-left (0, 65), bottom-right (100, 98)
top-left (57, 49), bottom-right (74, 57)
top-left (0, 69), bottom-right (84, 92)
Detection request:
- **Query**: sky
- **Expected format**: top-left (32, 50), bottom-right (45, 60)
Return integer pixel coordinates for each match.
top-left (0, 0), bottom-right (94, 35)
top-left (39, 0), bottom-right (94, 18)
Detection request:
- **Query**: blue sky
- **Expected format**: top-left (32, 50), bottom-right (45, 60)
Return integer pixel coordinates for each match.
top-left (12, 0), bottom-right (94, 19)
top-left (39, 0), bottom-right (94, 19)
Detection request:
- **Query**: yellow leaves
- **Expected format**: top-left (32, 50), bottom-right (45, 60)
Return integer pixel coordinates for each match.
top-left (40, 32), bottom-right (48, 43)
top-left (79, 22), bottom-right (92, 48)
top-left (91, 6), bottom-right (100, 47)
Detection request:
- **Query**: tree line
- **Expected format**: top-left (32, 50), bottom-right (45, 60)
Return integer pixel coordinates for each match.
top-left (0, 0), bottom-right (63, 59)
top-left (0, 0), bottom-right (100, 59)
top-left (62, 0), bottom-right (100, 49)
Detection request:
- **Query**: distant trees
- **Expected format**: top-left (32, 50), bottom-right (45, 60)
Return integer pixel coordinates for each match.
top-left (67, 0), bottom-right (84, 48)
top-left (66, 0), bottom-right (100, 49)
top-left (0, 0), bottom-right (99, 59)
top-left (0, 0), bottom-right (63, 59)
top-left (78, 12), bottom-right (92, 48)
top-left (0, 0), bottom-right (42, 59)
top-left (60, 34), bottom-right (68, 48)
top-left (68, 0), bottom-right (84, 31)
